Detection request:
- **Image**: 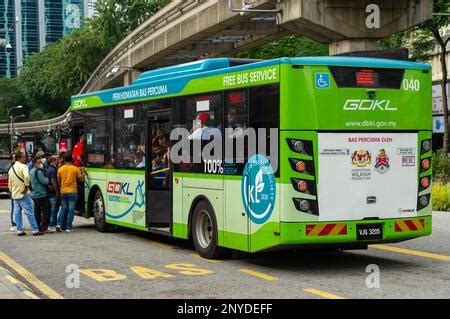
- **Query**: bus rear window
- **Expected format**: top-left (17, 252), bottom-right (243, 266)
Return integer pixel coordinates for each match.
top-left (329, 67), bottom-right (405, 89)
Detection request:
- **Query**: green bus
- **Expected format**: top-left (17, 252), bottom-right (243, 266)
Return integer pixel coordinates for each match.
top-left (71, 57), bottom-right (432, 258)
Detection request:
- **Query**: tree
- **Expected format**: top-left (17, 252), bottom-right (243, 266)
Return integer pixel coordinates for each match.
top-left (381, 0), bottom-right (450, 153)
top-left (19, 26), bottom-right (109, 115)
top-left (90, 0), bottom-right (170, 51)
top-left (237, 36), bottom-right (328, 59)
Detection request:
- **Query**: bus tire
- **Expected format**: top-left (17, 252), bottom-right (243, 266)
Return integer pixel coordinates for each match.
top-left (192, 200), bottom-right (229, 259)
top-left (92, 189), bottom-right (113, 233)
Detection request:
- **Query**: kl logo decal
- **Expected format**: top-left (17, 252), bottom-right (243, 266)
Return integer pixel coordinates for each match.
top-left (352, 150), bottom-right (372, 167)
top-left (375, 149), bottom-right (390, 174)
top-left (241, 154), bottom-right (276, 224)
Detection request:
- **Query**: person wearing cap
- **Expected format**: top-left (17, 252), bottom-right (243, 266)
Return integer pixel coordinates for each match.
top-left (29, 156), bottom-right (50, 233)
top-left (189, 112), bottom-right (210, 140)
top-left (29, 150), bottom-right (45, 171)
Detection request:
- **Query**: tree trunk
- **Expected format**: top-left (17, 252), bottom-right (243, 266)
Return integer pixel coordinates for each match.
top-left (434, 30), bottom-right (449, 154)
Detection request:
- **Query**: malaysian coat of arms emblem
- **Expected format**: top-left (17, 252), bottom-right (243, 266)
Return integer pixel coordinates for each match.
top-left (375, 149), bottom-right (390, 174)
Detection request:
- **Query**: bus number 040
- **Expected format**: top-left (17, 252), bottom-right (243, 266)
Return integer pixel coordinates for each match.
top-left (204, 160), bottom-right (224, 174)
top-left (403, 79), bottom-right (420, 91)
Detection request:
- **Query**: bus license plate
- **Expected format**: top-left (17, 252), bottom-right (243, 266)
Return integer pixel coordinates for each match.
top-left (357, 224), bottom-right (383, 241)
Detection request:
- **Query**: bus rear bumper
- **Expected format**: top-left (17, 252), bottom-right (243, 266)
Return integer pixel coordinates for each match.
top-left (279, 216), bottom-right (432, 246)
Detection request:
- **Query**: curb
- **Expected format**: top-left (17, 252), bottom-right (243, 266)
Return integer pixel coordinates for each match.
top-left (0, 267), bottom-right (40, 299)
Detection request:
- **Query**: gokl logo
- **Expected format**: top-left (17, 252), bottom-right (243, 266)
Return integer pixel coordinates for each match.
top-left (375, 149), bottom-right (390, 174)
top-left (73, 99), bottom-right (87, 109)
top-left (352, 150), bottom-right (372, 167)
top-left (343, 100), bottom-right (397, 111)
top-left (241, 154), bottom-right (276, 225)
top-left (107, 181), bottom-right (134, 196)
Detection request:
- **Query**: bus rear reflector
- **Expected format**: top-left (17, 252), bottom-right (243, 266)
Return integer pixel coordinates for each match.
top-left (306, 224), bottom-right (348, 236)
top-left (395, 219), bottom-right (425, 232)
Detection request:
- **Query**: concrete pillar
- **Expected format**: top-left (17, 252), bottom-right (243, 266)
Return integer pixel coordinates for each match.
top-left (329, 39), bottom-right (379, 56)
top-left (123, 70), bottom-right (141, 86)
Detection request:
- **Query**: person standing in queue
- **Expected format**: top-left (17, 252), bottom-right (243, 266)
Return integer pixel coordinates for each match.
top-left (47, 156), bottom-right (60, 232)
top-left (29, 157), bottom-right (51, 233)
top-left (56, 153), bottom-right (85, 233)
top-left (72, 135), bottom-right (85, 215)
top-left (8, 153), bottom-right (18, 232)
top-left (8, 152), bottom-right (44, 236)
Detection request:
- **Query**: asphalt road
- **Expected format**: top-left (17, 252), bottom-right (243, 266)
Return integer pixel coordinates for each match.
top-left (0, 195), bottom-right (448, 299)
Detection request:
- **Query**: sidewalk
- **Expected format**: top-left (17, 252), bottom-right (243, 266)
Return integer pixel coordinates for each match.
top-left (0, 267), bottom-right (35, 299)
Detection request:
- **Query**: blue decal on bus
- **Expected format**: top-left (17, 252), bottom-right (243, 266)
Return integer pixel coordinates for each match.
top-left (241, 154), bottom-right (276, 224)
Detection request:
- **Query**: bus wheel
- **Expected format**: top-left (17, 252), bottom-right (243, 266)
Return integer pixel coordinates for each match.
top-left (92, 190), bottom-right (113, 233)
top-left (192, 200), bottom-right (229, 259)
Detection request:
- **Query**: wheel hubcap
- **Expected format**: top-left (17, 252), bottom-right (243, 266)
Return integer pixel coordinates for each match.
top-left (94, 195), bottom-right (104, 223)
top-left (195, 210), bottom-right (213, 249)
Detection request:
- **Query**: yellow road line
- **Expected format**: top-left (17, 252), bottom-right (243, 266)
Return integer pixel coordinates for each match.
top-left (5, 274), bottom-right (32, 291)
top-left (190, 253), bottom-right (221, 263)
top-left (370, 244), bottom-right (450, 262)
top-left (0, 210), bottom-right (10, 214)
top-left (0, 250), bottom-right (64, 299)
top-left (5, 274), bottom-right (40, 299)
top-left (150, 241), bottom-right (175, 250)
top-left (303, 288), bottom-right (345, 299)
top-left (23, 290), bottom-right (40, 299)
top-left (239, 269), bottom-right (278, 281)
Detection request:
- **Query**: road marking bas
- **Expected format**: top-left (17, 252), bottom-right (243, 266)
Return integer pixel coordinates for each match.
top-left (0, 209), bottom-right (10, 214)
top-left (0, 250), bottom-right (64, 299)
top-left (150, 241), bottom-right (175, 250)
top-left (189, 253), bottom-right (221, 263)
top-left (370, 244), bottom-right (449, 262)
top-left (303, 288), bottom-right (345, 299)
top-left (239, 269), bottom-right (278, 281)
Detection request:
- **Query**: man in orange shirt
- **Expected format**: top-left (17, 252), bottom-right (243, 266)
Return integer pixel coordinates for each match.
top-left (72, 134), bottom-right (85, 214)
top-left (56, 153), bottom-right (85, 233)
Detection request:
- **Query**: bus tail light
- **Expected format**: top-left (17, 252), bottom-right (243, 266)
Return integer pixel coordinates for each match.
top-left (297, 180), bottom-right (308, 192)
top-left (293, 198), bottom-right (318, 215)
top-left (420, 176), bottom-right (430, 190)
top-left (287, 139), bottom-right (313, 155)
top-left (421, 139), bottom-right (432, 154)
top-left (420, 157), bottom-right (431, 174)
top-left (289, 158), bottom-right (314, 175)
top-left (291, 178), bottom-right (316, 195)
top-left (417, 194), bottom-right (430, 210)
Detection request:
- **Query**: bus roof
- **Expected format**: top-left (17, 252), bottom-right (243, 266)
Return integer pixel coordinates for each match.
top-left (72, 56), bottom-right (430, 108)
top-left (132, 56), bottom-right (430, 85)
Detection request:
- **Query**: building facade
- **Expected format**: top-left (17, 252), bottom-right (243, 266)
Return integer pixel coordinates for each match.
top-left (0, 0), bottom-right (96, 78)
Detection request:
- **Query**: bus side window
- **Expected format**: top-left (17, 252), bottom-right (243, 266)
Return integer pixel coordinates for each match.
top-left (112, 105), bottom-right (147, 169)
top-left (249, 84), bottom-right (280, 176)
top-left (224, 90), bottom-right (248, 175)
top-left (85, 108), bottom-right (106, 168)
top-left (173, 93), bottom-right (223, 173)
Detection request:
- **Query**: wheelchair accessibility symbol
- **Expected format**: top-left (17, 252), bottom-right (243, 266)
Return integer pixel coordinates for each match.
top-left (315, 73), bottom-right (330, 89)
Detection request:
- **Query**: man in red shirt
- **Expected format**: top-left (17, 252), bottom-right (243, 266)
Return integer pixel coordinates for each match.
top-left (72, 134), bottom-right (85, 214)
top-left (72, 134), bottom-right (85, 168)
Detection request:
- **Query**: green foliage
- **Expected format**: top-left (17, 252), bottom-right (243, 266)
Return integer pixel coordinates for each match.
top-left (380, 0), bottom-right (450, 62)
top-left (237, 36), bottom-right (328, 59)
top-left (90, 0), bottom-right (170, 51)
top-left (0, 78), bottom-right (27, 122)
top-left (432, 148), bottom-right (449, 182)
top-left (16, 0), bottom-right (168, 117)
top-left (432, 183), bottom-right (449, 211)
top-left (19, 27), bottom-right (109, 114)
